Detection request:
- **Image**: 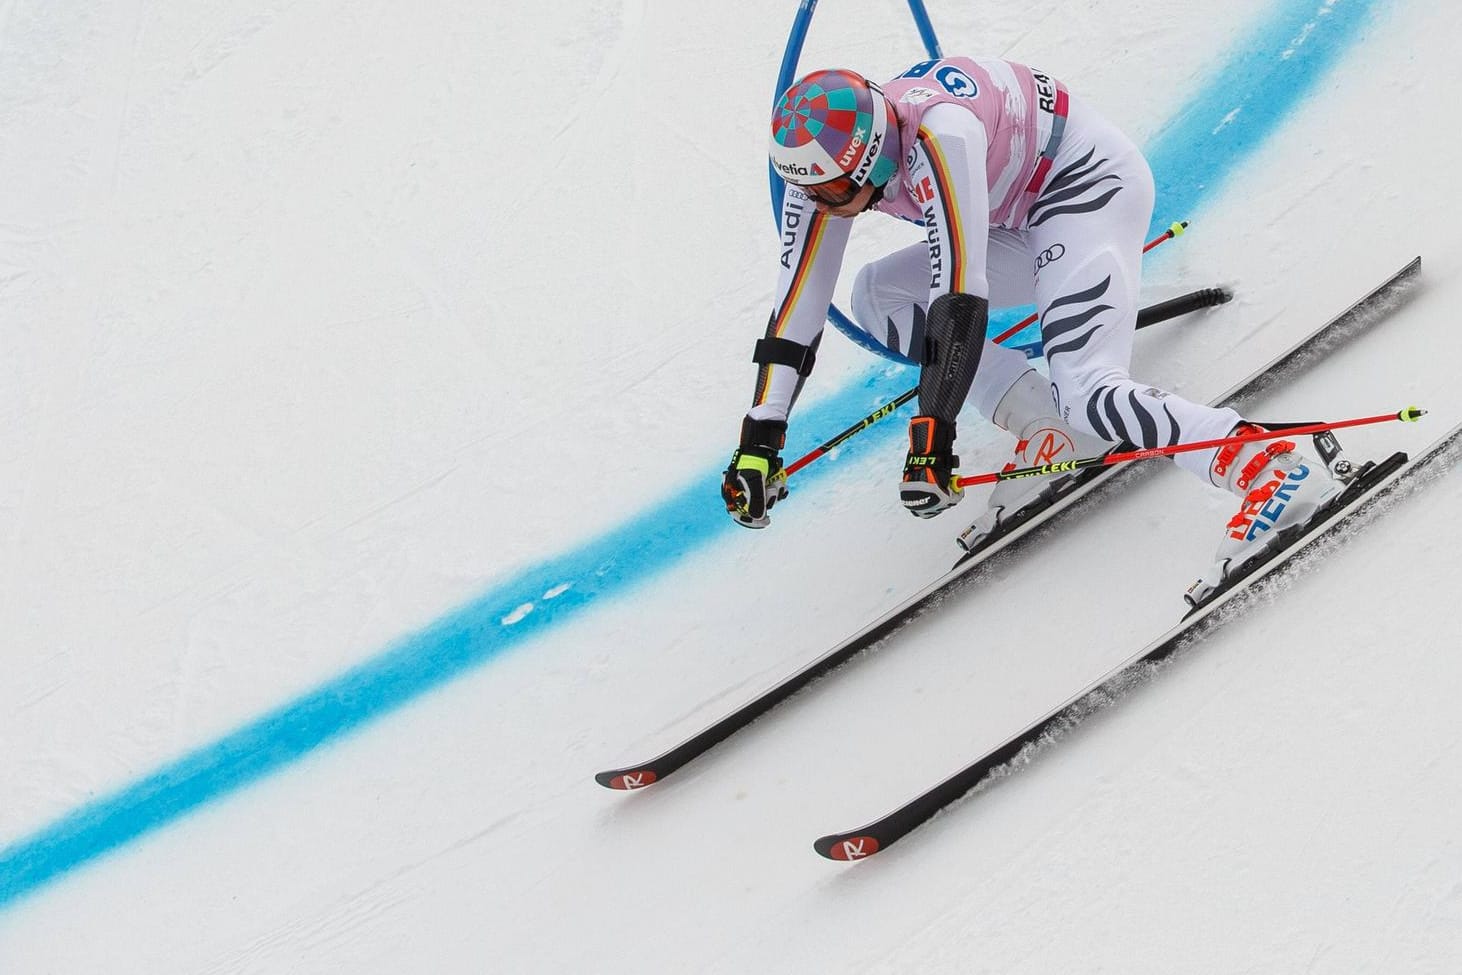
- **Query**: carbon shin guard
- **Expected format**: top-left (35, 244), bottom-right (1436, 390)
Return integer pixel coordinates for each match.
top-left (918, 292), bottom-right (988, 424)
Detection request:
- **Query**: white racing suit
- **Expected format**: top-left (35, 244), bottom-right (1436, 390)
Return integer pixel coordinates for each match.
top-left (749, 57), bottom-right (1243, 486)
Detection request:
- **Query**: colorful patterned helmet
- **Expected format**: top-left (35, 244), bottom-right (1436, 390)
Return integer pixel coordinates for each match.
top-left (770, 70), bottom-right (900, 196)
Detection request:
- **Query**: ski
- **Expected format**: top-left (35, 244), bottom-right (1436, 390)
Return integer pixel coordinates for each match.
top-left (814, 417), bottom-right (1462, 861)
top-left (595, 257), bottom-right (1421, 792)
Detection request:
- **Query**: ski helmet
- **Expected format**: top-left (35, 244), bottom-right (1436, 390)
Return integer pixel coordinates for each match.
top-left (770, 69), bottom-right (900, 205)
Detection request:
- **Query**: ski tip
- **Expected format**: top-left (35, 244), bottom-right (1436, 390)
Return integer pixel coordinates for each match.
top-left (814, 833), bottom-right (881, 862)
top-left (1399, 406), bottom-right (1427, 423)
top-left (596, 768), bottom-right (658, 791)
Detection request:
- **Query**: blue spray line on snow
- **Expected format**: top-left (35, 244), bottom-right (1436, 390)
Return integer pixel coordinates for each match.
top-left (0, 0), bottom-right (1388, 912)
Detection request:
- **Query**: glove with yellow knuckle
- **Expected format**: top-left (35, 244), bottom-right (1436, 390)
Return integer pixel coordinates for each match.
top-left (900, 414), bottom-right (964, 517)
top-left (722, 416), bottom-right (789, 529)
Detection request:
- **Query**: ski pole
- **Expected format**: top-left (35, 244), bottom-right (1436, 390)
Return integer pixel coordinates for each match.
top-left (953, 408), bottom-right (1428, 489)
top-left (989, 221), bottom-right (1190, 345)
top-left (1143, 219), bottom-right (1190, 254)
top-left (783, 388), bottom-right (919, 477)
top-left (781, 280), bottom-right (1228, 479)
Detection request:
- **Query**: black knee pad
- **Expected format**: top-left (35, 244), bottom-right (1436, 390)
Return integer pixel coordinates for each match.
top-left (918, 292), bottom-right (988, 424)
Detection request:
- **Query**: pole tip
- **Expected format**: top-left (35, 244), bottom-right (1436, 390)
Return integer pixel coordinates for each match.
top-left (1399, 406), bottom-right (1427, 422)
top-left (1169, 220), bottom-right (1188, 237)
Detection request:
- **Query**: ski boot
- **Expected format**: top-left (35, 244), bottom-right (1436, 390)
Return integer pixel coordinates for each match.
top-left (1184, 425), bottom-right (1350, 607)
top-left (956, 369), bottom-right (1117, 552)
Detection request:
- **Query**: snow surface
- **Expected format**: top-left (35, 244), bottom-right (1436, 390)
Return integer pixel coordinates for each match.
top-left (3, 0), bottom-right (1461, 972)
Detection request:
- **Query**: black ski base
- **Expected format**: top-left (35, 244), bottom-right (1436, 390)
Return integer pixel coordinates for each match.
top-left (815, 419), bottom-right (1462, 862)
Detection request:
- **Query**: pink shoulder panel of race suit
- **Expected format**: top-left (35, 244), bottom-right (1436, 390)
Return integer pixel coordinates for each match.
top-left (877, 56), bottom-right (1067, 230)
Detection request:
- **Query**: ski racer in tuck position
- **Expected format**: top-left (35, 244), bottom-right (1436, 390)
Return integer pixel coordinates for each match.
top-left (720, 57), bottom-right (1333, 594)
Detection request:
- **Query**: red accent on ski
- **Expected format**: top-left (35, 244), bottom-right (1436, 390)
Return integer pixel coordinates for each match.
top-left (828, 836), bottom-right (880, 861)
top-left (607, 770), bottom-right (657, 790)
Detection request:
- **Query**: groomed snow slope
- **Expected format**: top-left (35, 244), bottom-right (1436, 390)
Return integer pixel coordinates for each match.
top-left (2, 1), bottom-right (1460, 972)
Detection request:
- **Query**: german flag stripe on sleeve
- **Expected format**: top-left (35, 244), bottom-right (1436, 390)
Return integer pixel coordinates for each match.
top-left (917, 128), bottom-right (967, 294)
top-left (770, 208), bottom-right (830, 337)
top-left (754, 209), bottom-right (830, 405)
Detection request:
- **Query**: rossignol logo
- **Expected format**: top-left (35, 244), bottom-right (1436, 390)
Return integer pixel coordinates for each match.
top-left (838, 838), bottom-right (875, 860)
top-left (609, 770), bottom-right (657, 790)
top-left (1026, 427), bottom-right (1075, 466)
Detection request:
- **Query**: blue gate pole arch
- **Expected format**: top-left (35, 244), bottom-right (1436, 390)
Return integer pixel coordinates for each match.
top-left (767, 0), bottom-right (944, 367)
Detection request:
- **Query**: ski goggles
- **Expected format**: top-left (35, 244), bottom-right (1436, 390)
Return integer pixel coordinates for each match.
top-left (803, 175), bottom-right (862, 207)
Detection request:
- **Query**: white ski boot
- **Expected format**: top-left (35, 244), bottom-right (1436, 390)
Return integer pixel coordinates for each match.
top-left (1184, 425), bottom-right (1345, 606)
top-left (957, 369), bottom-right (1117, 551)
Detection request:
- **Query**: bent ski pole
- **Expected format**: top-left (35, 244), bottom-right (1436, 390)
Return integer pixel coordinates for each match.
top-left (782, 281), bottom-right (1229, 479)
top-left (954, 408), bottom-right (1428, 489)
top-left (990, 221), bottom-right (1190, 345)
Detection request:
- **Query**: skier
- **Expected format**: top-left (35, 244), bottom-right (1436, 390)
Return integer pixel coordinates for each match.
top-left (720, 58), bottom-right (1339, 596)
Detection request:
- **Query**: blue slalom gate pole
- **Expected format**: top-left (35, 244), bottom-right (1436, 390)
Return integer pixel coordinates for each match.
top-left (768, 0), bottom-right (946, 364)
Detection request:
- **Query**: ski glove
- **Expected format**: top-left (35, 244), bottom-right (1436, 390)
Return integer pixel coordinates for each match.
top-left (722, 417), bottom-right (789, 529)
top-left (900, 415), bottom-right (963, 518)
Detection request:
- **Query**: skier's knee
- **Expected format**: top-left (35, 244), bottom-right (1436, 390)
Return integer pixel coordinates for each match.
top-left (849, 264), bottom-right (921, 362)
top-left (1047, 365), bottom-right (1122, 423)
top-left (850, 263), bottom-right (879, 335)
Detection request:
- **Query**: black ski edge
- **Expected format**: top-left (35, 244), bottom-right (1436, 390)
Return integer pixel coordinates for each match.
top-left (595, 463), bottom-right (1133, 791)
top-left (595, 258), bottom-right (1422, 793)
top-left (814, 418), bottom-right (1462, 861)
top-left (1179, 458), bottom-right (1399, 616)
top-left (1216, 256), bottom-right (1420, 411)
